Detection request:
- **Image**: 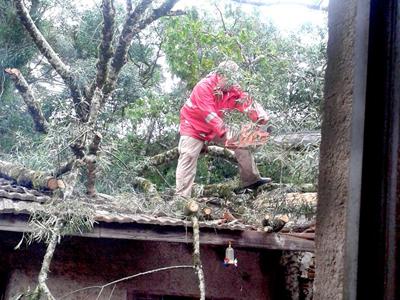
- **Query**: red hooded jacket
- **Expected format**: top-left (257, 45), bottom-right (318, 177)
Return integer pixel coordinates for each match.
top-left (179, 73), bottom-right (269, 141)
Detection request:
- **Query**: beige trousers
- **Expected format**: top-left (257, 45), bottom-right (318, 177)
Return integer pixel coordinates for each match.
top-left (175, 135), bottom-right (261, 198)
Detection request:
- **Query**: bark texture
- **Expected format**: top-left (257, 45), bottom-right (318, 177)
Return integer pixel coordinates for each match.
top-left (192, 215), bottom-right (206, 300)
top-left (0, 160), bottom-right (60, 190)
top-left (86, 0), bottom-right (115, 101)
top-left (4, 68), bottom-right (48, 133)
top-left (103, 0), bottom-right (178, 99)
top-left (14, 0), bottom-right (87, 121)
top-left (34, 220), bottom-right (62, 300)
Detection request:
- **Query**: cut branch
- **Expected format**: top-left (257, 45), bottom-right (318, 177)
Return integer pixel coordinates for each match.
top-left (0, 160), bottom-right (62, 190)
top-left (14, 0), bottom-right (87, 121)
top-left (184, 200), bottom-right (199, 216)
top-left (132, 176), bottom-right (162, 202)
top-left (136, 146), bottom-right (236, 175)
top-left (5, 68), bottom-right (48, 133)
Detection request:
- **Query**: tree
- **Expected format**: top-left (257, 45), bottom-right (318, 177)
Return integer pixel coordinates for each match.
top-left (5, 0), bottom-right (180, 197)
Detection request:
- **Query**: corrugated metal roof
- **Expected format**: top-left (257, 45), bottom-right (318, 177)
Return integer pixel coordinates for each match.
top-left (0, 177), bottom-right (254, 231)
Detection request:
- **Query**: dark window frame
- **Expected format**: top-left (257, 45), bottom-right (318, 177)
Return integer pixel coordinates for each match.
top-left (349, 0), bottom-right (400, 299)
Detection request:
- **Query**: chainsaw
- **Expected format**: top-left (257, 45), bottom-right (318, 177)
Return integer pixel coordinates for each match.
top-left (225, 123), bottom-right (272, 149)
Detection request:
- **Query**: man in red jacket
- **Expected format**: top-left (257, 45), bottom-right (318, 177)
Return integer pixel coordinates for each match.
top-left (175, 61), bottom-right (271, 198)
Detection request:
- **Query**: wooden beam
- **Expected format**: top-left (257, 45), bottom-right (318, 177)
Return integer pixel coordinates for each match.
top-left (0, 215), bottom-right (314, 251)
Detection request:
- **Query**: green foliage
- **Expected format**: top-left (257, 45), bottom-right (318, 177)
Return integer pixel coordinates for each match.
top-left (162, 5), bottom-right (326, 186)
top-left (17, 200), bottom-right (95, 247)
top-left (0, 0), bottom-right (327, 194)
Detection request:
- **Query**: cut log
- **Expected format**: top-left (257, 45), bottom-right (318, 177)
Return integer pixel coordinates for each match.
top-left (262, 214), bottom-right (272, 227)
top-left (0, 160), bottom-right (60, 190)
top-left (196, 181), bottom-right (237, 198)
top-left (132, 177), bottom-right (162, 202)
top-left (47, 178), bottom-right (65, 190)
top-left (263, 214), bottom-right (289, 232)
top-left (184, 200), bottom-right (199, 216)
top-left (222, 209), bottom-right (237, 222)
top-left (201, 207), bottom-right (213, 220)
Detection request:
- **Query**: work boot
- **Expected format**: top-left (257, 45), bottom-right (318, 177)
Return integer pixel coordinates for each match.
top-left (234, 177), bottom-right (272, 194)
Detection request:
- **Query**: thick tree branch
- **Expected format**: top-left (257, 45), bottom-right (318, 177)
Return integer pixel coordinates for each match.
top-left (136, 0), bottom-right (179, 31)
top-left (104, 0), bottom-right (152, 96)
top-left (33, 220), bottom-right (62, 300)
top-left (86, 132), bottom-right (102, 197)
top-left (136, 146), bottom-right (236, 175)
top-left (270, 131), bottom-right (320, 149)
top-left (53, 159), bottom-right (75, 178)
top-left (87, 0), bottom-right (115, 101)
top-left (5, 68), bottom-right (48, 133)
top-left (132, 176), bottom-right (162, 202)
top-left (0, 160), bottom-right (62, 190)
top-left (61, 161), bottom-right (82, 201)
top-left (230, 0), bottom-right (328, 11)
top-left (103, 0), bottom-right (178, 99)
top-left (126, 0), bottom-right (133, 13)
top-left (14, 0), bottom-right (88, 121)
top-left (192, 215), bottom-right (206, 300)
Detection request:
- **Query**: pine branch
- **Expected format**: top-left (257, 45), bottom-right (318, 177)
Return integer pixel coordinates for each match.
top-left (14, 0), bottom-right (88, 121)
top-left (4, 68), bottom-right (48, 133)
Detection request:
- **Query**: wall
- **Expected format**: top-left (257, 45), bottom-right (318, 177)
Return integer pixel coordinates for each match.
top-left (314, 0), bottom-right (368, 299)
top-left (1, 231), bottom-right (286, 300)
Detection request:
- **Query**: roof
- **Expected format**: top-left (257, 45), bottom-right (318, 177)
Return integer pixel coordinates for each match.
top-left (0, 176), bottom-right (315, 251)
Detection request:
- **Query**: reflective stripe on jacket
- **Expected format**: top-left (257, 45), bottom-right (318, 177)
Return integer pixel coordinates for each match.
top-left (179, 73), bottom-right (269, 141)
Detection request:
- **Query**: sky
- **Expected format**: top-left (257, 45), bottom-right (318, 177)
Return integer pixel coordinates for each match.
top-left (77, 0), bottom-right (328, 31)
top-left (75, 0), bottom-right (328, 92)
top-left (174, 0), bottom-right (328, 31)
